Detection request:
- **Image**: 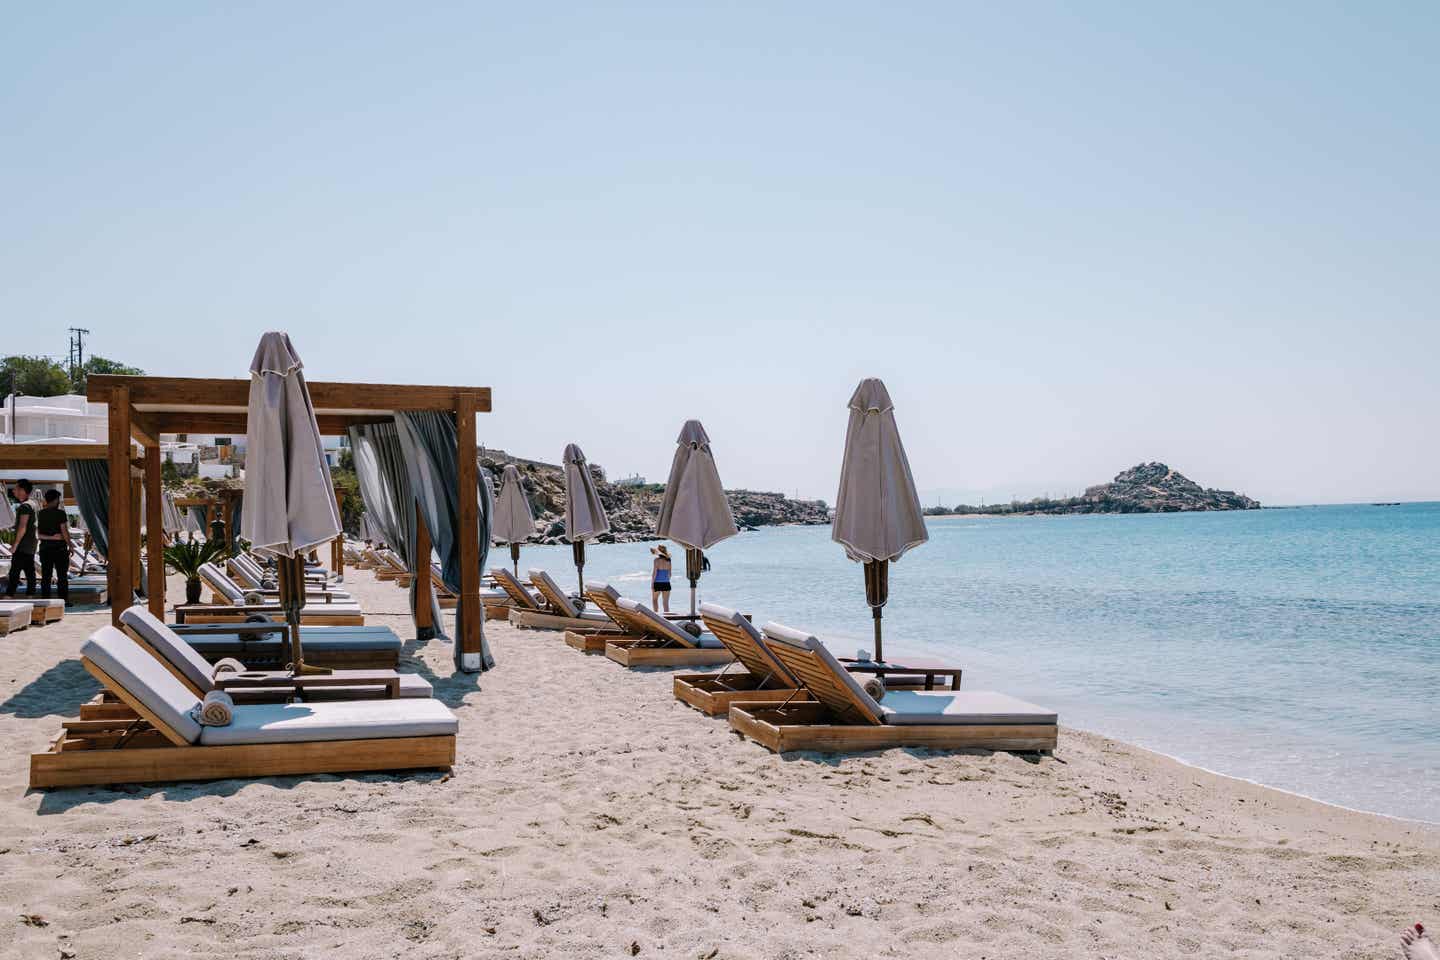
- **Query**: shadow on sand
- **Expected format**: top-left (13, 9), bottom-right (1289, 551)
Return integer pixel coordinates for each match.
top-left (1, 658), bottom-right (100, 720)
top-left (31, 768), bottom-right (453, 816)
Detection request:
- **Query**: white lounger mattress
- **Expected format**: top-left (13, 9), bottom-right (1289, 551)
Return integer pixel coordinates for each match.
top-left (199, 698), bottom-right (457, 745)
top-left (878, 690), bottom-right (1057, 726)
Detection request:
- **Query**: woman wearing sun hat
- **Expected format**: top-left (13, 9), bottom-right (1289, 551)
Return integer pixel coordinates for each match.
top-left (650, 544), bottom-right (673, 613)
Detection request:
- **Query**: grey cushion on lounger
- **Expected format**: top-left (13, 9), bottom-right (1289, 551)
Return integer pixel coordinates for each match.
top-left (199, 562), bottom-right (246, 602)
top-left (877, 690), bottom-right (1056, 726)
top-left (198, 698), bottom-right (457, 746)
top-left (617, 598), bottom-right (722, 648)
top-left (121, 606), bottom-right (430, 699)
top-left (528, 568), bottom-right (581, 618)
top-left (122, 605), bottom-right (217, 692)
top-left (700, 603), bottom-right (796, 683)
top-left (82, 626), bottom-right (204, 743)
top-left (762, 621), bottom-right (885, 722)
top-left (489, 568), bottom-right (541, 609)
top-left (182, 627), bottom-right (402, 658)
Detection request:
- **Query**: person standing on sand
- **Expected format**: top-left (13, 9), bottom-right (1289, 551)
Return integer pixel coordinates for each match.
top-left (5, 479), bottom-right (37, 597)
top-left (1403, 923), bottom-right (1438, 960)
top-left (650, 544), bottom-right (672, 613)
top-left (35, 489), bottom-right (70, 604)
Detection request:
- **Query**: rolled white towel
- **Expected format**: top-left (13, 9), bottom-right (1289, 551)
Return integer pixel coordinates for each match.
top-left (862, 677), bottom-right (886, 702)
top-left (211, 657), bottom-right (247, 679)
top-left (191, 690), bottom-right (234, 726)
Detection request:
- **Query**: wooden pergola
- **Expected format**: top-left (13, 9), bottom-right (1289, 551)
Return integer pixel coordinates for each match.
top-left (87, 375), bottom-right (492, 664)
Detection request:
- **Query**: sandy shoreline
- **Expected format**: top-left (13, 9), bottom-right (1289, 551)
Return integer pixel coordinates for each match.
top-left (1, 569), bottom-right (1435, 959)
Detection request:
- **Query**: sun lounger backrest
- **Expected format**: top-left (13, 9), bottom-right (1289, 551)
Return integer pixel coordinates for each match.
top-left (760, 622), bottom-right (884, 725)
top-left (490, 568), bottom-right (540, 609)
top-left (228, 559), bottom-right (262, 589)
top-left (583, 582), bottom-right (629, 629)
top-left (700, 603), bottom-right (795, 685)
top-left (528, 569), bottom-right (578, 618)
top-left (617, 598), bottom-right (698, 647)
top-left (81, 626), bottom-right (204, 745)
top-left (120, 604), bottom-right (216, 695)
top-left (235, 554), bottom-right (269, 583)
top-left (198, 562), bottom-right (246, 603)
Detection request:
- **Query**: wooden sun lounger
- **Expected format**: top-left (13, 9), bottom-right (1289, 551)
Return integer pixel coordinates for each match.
top-left (368, 549), bottom-right (413, 587)
top-left (727, 622), bottom-right (1056, 754)
top-left (12, 598), bottom-right (66, 625)
top-left (30, 626), bottom-right (455, 788)
top-left (674, 606), bottom-right (959, 716)
top-left (0, 602), bottom-right (34, 635)
top-left (563, 582), bottom-right (647, 653)
top-left (602, 597), bottom-right (734, 668)
top-left (168, 622), bottom-right (400, 670)
top-left (507, 568), bottom-right (624, 633)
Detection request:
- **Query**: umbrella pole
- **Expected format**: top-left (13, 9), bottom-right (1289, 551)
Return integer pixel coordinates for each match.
top-left (572, 540), bottom-right (586, 610)
top-left (685, 547), bottom-right (704, 618)
top-left (280, 553), bottom-right (330, 677)
top-left (863, 559), bottom-right (889, 663)
top-left (510, 542), bottom-right (521, 578)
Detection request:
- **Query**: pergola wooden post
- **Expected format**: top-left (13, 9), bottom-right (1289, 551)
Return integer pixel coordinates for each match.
top-left (222, 491), bottom-right (236, 553)
top-left (456, 393), bottom-right (481, 668)
top-left (87, 376), bottom-right (491, 646)
top-left (106, 387), bottom-right (133, 624)
top-left (414, 503), bottom-right (434, 636)
top-left (331, 488), bottom-right (346, 578)
top-left (144, 446), bottom-right (165, 618)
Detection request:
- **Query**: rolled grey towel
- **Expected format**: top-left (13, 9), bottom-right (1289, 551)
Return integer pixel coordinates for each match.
top-left (191, 690), bottom-right (234, 726)
top-left (244, 591), bottom-right (266, 605)
top-left (862, 677), bottom-right (886, 702)
top-left (211, 657), bottom-right (247, 679)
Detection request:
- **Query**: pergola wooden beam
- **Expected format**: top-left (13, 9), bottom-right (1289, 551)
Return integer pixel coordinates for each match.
top-left (0, 443), bottom-right (113, 471)
top-left (88, 375), bottom-right (491, 416)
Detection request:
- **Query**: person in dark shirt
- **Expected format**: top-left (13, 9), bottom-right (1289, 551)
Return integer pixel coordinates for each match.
top-left (36, 489), bottom-right (70, 603)
top-left (6, 478), bottom-right (36, 597)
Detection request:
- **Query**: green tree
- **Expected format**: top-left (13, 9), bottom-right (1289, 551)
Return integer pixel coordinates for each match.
top-left (71, 355), bottom-right (144, 393)
top-left (1, 355), bottom-right (72, 397)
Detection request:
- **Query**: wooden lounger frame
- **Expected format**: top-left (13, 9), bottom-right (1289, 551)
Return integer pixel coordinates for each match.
top-left (0, 608), bottom-right (31, 636)
top-left (671, 610), bottom-right (803, 714)
top-left (727, 636), bottom-right (1057, 754)
top-left (29, 659), bottom-right (453, 788)
top-left (601, 605), bottom-right (732, 669)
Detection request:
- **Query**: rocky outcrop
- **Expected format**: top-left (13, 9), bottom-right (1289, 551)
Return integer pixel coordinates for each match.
top-left (938, 462), bottom-right (1260, 516)
top-left (478, 450), bottom-right (828, 544)
top-left (1078, 462), bottom-right (1260, 513)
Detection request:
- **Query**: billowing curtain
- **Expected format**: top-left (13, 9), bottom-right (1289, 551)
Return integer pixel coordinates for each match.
top-left (188, 504), bottom-right (209, 538)
top-left (393, 410), bottom-right (493, 673)
top-left (347, 422), bottom-right (439, 639)
top-left (65, 459), bottom-right (110, 559)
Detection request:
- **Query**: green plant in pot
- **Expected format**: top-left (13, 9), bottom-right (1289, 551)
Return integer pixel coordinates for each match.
top-left (163, 539), bottom-right (227, 605)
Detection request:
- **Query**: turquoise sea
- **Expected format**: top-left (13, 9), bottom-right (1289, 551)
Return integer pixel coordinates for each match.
top-left (505, 503), bottom-right (1440, 823)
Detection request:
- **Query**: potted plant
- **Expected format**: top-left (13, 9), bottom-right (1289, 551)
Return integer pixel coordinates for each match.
top-left (163, 539), bottom-right (227, 605)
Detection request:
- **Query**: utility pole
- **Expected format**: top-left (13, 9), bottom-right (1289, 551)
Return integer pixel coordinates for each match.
top-left (67, 327), bottom-right (90, 380)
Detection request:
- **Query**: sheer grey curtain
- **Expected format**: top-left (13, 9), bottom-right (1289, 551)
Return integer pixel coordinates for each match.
top-left (65, 459), bottom-right (110, 559)
top-left (394, 410), bottom-right (493, 672)
top-left (347, 423), bottom-right (441, 639)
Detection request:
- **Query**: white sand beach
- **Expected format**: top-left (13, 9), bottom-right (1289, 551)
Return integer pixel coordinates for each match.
top-left (1, 568), bottom-right (1436, 959)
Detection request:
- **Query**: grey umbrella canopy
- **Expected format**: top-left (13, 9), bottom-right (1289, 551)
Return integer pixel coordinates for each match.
top-left (240, 332), bottom-right (343, 675)
top-left (831, 377), bottom-right (928, 662)
top-left (0, 487), bottom-right (14, 529)
top-left (655, 420), bottom-right (738, 616)
top-left (491, 463), bottom-right (535, 576)
top-left (562, 443), bottom-right (610, 599)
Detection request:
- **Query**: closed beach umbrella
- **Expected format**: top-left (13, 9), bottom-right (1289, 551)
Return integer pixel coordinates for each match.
top-left (491, 463), bottom-right (535, 576)
top-left (240, 332), bottom-right (343, 676)
top-left (0, 488), bottom-right (14, 529)
top-left (562, 443), bottom-right (610, 600)
top-left (832, 378), bottom-right (928, 663)
top-left (655, 420), bottom-right (738, 617)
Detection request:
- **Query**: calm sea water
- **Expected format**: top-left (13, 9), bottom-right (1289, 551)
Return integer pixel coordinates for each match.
top-left (505, 504), bottom-right (1440, 823)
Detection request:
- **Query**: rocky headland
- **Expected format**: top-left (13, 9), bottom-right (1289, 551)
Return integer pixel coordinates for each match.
top-left (478, 450), bottom-right (829, 544)
top-left (934, 462), bottom-right (1261, 516)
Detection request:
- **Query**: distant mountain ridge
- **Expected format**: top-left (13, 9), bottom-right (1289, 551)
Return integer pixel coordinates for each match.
top-left (933, 462), bottom-right (1261, 515)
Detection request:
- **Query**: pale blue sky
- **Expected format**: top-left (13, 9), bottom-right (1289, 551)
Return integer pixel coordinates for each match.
top-left (3, 3), bottom-right (1436, 506)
